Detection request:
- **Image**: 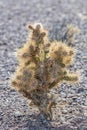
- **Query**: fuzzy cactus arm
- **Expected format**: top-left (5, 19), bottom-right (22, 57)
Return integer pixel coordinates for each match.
top-left (62, 25), bottom-right (80, 46)
top-left (63, 73), bottom-right (78, 82)
top-left (49, 77), bottom-right (62, 89)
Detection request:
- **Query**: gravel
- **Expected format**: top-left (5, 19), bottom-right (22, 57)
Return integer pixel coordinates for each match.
top-left (0, 0), bottom-right (87, 129)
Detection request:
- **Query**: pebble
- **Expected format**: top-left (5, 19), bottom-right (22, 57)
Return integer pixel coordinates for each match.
top-left (62, 109), bottom-right (67, 114)
top-left (77, 88), bottom-right (84, 93)
top-left (61, 92), bottom-right (67, 98)
top-left (14, 111), bottom-right (23, 117)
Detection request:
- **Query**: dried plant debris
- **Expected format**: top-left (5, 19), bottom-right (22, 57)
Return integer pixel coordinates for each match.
top-left (11, 23), bottom-right (79, 120)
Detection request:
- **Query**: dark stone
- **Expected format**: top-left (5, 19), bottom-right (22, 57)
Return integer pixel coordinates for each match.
top-left (77, 88), bottom-right (84, 93)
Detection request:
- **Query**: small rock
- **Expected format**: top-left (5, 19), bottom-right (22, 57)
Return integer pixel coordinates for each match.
top-left (72, 97), bottom-right (77, 102)
top-left (69, 110), bottom-right (73, 113)
top-left (77, 88), bottom-right (84, 93)
top-left (14, 111), bottom-right (23, 117)
top-left (62, 109), bottom-right (67, 114)
top-left (0, 117), bottom-right (2, 121)
top-left (61, 92), bottom-right (67, 98)
top-left (79, 125), bottom-right (87, 130)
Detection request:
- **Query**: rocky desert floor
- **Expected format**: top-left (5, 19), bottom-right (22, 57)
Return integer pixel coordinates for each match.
top-left (0, 0), bottom-right (87, 129)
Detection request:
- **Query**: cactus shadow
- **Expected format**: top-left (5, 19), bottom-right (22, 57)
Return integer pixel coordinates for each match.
top-left (26, 113), bottom-right (69, 129)
top-left (27, 113), bottom-right (87, 129)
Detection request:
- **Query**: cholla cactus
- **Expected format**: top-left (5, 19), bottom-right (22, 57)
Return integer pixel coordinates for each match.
top-left (11, 23), bottom-right (79, 120)
top-left (62, 25), bottom-right (80, 46)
